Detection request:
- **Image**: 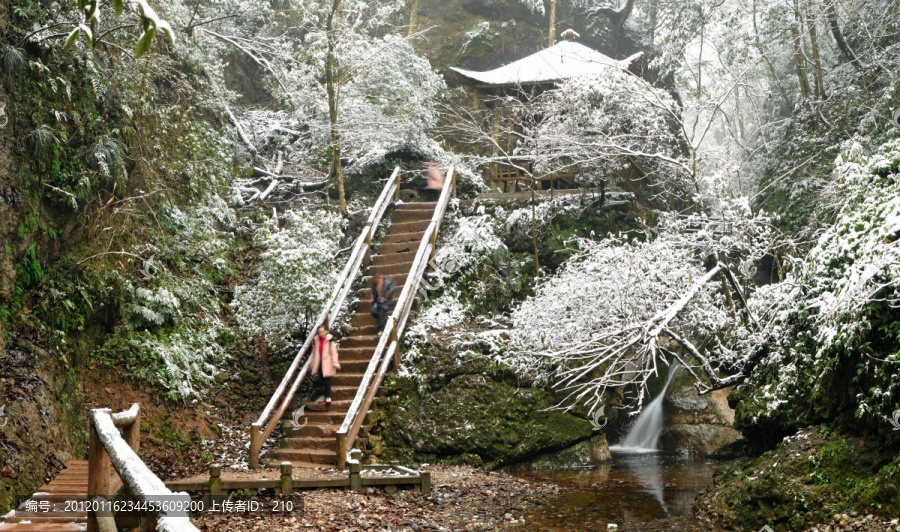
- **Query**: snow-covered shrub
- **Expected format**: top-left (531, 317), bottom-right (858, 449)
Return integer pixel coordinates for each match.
top-left (496, 200), bottom-right (780, 412)
top-left (232, 210), bottom-right (344, 342)
top-left (736, 138), bottom-right (900, 429)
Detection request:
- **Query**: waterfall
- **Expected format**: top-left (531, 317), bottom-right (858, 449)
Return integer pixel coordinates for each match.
top-left (612, 363), bottom-right (680, 453)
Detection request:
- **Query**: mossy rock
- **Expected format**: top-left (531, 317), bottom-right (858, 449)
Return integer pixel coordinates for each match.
top-left (378, 373), bottom-right (594, 469)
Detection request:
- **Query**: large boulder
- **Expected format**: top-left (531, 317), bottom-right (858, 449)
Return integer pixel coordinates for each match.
top-left (659, 368), bottom-right (743, 456)
top-left (515, 433), bottom-right (612, 469)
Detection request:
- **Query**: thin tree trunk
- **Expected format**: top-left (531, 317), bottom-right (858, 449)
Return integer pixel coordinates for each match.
top-left (804, 0), bottom-right (825, 99)
top-left (530, 181), bottom-right (541, 277)
top-left (824, 0), bottom-right (863, 71)
top-left (790, 0), bottom-right (812, 101)
top-left (408, 0), bottom-right (419, 36)
top-left (648, 0), bottom-right (657, 46)
top-left (548, 0), bottom-right (557, 47)
top-left (326, 0), bottom-right (346, 213)
top-left (753, 0), bottom-right (791, 111)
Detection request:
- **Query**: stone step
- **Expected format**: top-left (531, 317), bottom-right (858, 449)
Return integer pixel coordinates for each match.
top-left (390, 220), bottom-right (431, 234)
top-left (330, 373), bottom-right (363, 387)
top-left (340, 335), bottom-right (380, 349)
top-left (372, 251), bottom-right (417, 267)
top-left (376, 241), bottom-right (418, 255)
top-left (355, 285), bottom-right (405, 301)
top-left (284, 422), bottom-right (339, 439)
top-left (267, 448), bottom-right (336, 466)
top-left (300, 411), bottom-right (348, 425)
top-left (279, 437), bottom-right (337, 451)
top-left (382, 230), bottom-right (427, 245)
top-left (306, 399), bottom-right (352, 411)
top-left (392, 209), bottom-right (435, 223)
top-left (361, 273), bottom-right (408, 287)
top-left (350, 312), bottom-right (378, 328)
top-left (331, 359), bottom-right (370, 373)
top-left (366, 261), bottom-right (413, 277)
top-left (395, 201), bottom-right (437, 211)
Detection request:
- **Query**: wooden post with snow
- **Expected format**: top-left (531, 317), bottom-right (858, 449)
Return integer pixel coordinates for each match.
top-left (87, 404), bottom-right (200, 532)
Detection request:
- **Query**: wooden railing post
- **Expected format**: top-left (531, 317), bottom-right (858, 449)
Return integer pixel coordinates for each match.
top-left (209, 464), bottom-right (223, 507)
top-left (390, 322), bottom-right (400, 369)
top-left (88, 409), bottom-right (113, 500)
top-left (336, 434), bottom-right (347, 470)
top-left (249, 423), bottom-right (261, 470)
top-left (393, 170), bottom-right (401, 201)
top-left (279, 462), bottom-right (293, 495)
top-left (122, 403), bottom-right (140, 454)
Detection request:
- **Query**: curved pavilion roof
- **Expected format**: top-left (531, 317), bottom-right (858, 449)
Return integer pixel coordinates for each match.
top-left (450, 40), bottom-right (643, 89)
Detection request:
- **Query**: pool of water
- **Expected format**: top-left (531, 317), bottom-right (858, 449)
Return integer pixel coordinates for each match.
top-left (515, 451), bottom-right (719, 531)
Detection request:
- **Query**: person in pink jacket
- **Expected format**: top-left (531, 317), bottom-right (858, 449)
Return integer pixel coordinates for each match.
top-left (310, 326), bottom-right (341, 405)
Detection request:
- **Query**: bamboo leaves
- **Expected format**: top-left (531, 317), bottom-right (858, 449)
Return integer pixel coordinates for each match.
top-left (63, 0), bottom-right (175, 58)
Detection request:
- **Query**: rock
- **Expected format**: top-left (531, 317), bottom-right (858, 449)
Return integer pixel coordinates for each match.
top-left (659, 424), bottom-right (743, 456)
top-left (214, 371), bottom-right (229, 384)
top-left (515, 433), bottom-right (612, 469)
top-left (239, 370), bottom-right (259, 384)
top-left (660, 367), bottom-right (744, 455)
top-left (378, 372), bottom-right (595, 469)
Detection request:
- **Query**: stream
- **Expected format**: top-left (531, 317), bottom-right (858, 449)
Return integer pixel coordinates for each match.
top-left (516, 450), bottom-right (719, 531)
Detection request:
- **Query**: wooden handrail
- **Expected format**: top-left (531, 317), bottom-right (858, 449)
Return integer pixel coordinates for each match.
top-left (249, 167), bottom-right (402, 469)
top-left (335, 167), bottom-right (456, 469)
top-left (88, 404), bottom-right (200, 532)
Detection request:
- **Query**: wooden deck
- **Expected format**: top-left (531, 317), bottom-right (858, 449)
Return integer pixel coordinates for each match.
top-left (0, 460), bottom-right (88, 531)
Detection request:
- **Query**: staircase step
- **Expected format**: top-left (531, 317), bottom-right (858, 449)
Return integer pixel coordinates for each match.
top-left (302, 410), bottom-right (349, 424)
top-left (367, 261), bottom-right (413, 277)
top-left (279, 437), bottom-right (337, 451)
top-left (382, 230), bottom-right (427, 245)
top-left (284, 422), bottom-right (340, 438)
top-left (340, 335), bottom-right (380, 349)
top-left (350, 313), bottom-right (378, 328)
top-left (307, 399), bottom-right (352, 411)
top-left (268, 448), bottom-right (336, 465)
top-left (373, 252), bottom-right (417, 267)
top-left (376, 241), bottom-right (418, 255)
top-left (355, 285), bottom-right (405, 302)
top-left (395, 201), bottom-right (437, 211)
top-left (331, 373), bottom-right (363, 386)
top-left (392, 209), bottom-right (435, 223)
top-left (333, 359), bottom-right (370, 372)
top-left (390, 220), bottom-right (431, 234)
top-left (362, 274), bottom-right (408, 286)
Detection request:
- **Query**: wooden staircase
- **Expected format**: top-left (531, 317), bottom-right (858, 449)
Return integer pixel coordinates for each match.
top-left (0, 460), bottom-right (88, 531)
top-left (267, 202), bottom-right (437, 468)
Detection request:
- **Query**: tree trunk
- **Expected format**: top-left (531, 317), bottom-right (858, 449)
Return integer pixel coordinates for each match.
top-left (753, 0), bottom-right (791, 111)
top-left (648, 0), bottom-right (658, 46)
top-left (530, 181), bottom-right (541, 277)
top-left (326, 0), bottom-right (346, 213)
top-left (824, 0), bottom-right (863, 71)
top-left (408, 0), bottom-right (419, 36)
top-left (790, 0), bottom-right (812, 102)
top-left (548, 0), bottom-right (557, 47)
top-left (804, 0), bottom-right (825, 99)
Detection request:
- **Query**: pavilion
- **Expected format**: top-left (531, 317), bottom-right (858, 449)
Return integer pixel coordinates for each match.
top-left (450, 31), bottom-right (643, 191)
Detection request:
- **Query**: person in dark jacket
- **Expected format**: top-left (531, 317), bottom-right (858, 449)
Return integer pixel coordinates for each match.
top-left (370, 272), bottom-right (395, 334)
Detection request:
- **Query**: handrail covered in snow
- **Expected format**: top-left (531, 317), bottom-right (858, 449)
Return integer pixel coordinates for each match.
top-left (335, 167), bottom-right (456, 469)
top-left (249, 167), bottom-right (402, 469)
top-left (88, 404), bottom-right (200, 532)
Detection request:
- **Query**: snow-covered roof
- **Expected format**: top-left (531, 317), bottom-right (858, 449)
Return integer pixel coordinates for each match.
top-left (450, 41), bottom-right (642, 88)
